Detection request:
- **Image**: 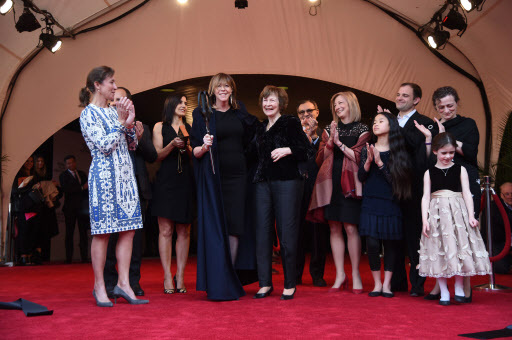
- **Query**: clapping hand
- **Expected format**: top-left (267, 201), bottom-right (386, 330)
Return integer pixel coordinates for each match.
top-left (377, 105), bottom-right (391, 114)
top-left (372, 145), bottom-right (383, 167)
top-left (117, 97), bottom-right (135, 127)
top-left (414, 120), bottom-right (432, 139)
top-left (135, 121), bottom-right (144, 141)
top-left (327, 120), bottom-right (337, 148)
top-left (434, 117), bottom-right (445, 133)
top-left (365, 143), bottom-right (374, 165)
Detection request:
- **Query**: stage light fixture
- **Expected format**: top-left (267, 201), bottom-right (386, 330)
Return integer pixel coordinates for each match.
top-left (40, 27), bottom-right (62, 53)
top-left (460, 0), bottom-right (485, 12)
top-left (0, 0), bottom-right (13, 15)
top-left (442, 6), bottom-right (467, 35)
top-left (235, 0), bottom-right (248, 9)
top-left (308, 0), bottom-right (319, 3)
top-left (427, 28), bottom-right (450, 50)
top-left (15, 6), bottom-right (41, 32)
top-left (177, 0), bottom-right (188, 4)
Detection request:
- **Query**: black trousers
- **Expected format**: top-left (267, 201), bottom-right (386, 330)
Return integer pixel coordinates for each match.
top-left (15, 213), bottom-right (40, 255)
top-left (255, 179), bottom-right (303, 289)
top-left (104, 199), bottom-right (147, 289)
top-left (64, 210), bottom-right (89, 262)
top-left (366, 236), bottom-right (400, 272)
top-left (391, 198), bottom-right (426, 292)
top-left (296, 186), bottom-right (329, 281)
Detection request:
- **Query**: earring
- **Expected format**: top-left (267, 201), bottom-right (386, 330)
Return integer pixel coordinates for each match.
top-left (229, 95), bottom-right (233, 106)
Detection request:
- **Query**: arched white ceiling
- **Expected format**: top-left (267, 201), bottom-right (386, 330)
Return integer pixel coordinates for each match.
top-left (1, 0), bottom-right (511, 244)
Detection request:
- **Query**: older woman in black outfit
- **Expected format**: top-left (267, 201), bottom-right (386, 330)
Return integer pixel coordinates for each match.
top-left (416, 86), bottom-right (480, 303)
top-left (191, 73), bottom-right (259, 300)
top-left (252, 86), bottom-right (314, 300)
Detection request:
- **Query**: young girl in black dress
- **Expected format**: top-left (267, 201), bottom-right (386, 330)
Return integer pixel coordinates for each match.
top-left (418, 133), bottom-right (490, 305)
top-left (358, 112), bottom-right (411, 298)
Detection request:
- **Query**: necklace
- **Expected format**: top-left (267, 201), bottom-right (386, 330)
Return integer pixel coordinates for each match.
top-left (439, 167), bottom-right (450, 176)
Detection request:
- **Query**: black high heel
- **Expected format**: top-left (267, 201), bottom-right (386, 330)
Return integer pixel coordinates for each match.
top-left (174, 275), bottom-right (187, 293)
top-left (113, 286), bottom-right (149, 305)
top-left (253, 286), bottom-right (273, 299)
top-left (92, 290), bottom-right (113, 307)
top-left (280, 287), bottom-right (296, 300)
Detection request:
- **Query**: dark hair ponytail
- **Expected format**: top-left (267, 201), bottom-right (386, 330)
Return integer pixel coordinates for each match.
top-left (78, 66), bottom-right (115, 107)
top-left (373, 111), bottom-right (412, 200)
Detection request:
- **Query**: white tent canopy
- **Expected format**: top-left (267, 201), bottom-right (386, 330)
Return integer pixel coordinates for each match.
top-left (1, 0), bottom-right (511, 252)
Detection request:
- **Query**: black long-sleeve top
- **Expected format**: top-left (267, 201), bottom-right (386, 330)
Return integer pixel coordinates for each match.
top-left (251, 115), bottom-right (315, 183)
top-left (442, 115), bottom-right (479, 169)
top-left (358, 147), bottom-right (393, 200)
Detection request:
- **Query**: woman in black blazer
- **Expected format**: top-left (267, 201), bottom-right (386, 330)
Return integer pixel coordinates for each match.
top-left (251, 85), bottom-right (315, 300)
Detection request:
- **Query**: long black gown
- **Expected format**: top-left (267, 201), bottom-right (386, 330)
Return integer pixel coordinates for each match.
top-left (152, 122), bottom-right (195, 223)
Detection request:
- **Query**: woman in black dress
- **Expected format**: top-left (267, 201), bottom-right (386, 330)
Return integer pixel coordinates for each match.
top-left (416, 86), bottom-right (480, 302)
top-left (153, 95), bottom-right (194, 294)
top-left (310, 92), bottom-right (370, 293)
top-left (252, 85), bottom-right (315, 300)
top-left (191, 73), bottom-right (259, 300)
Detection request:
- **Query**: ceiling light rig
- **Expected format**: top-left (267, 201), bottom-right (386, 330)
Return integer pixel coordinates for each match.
top-left (235, 0), bottom-right (248, 9)
top-left (309, 0), bottom-right (321, 16)
top-left (460, 0), bottom-right (486, 12)
top-left (0, 0), bottom-right (13, 15)
top-left (2, 0), bottom-right (74, 53)
top-left (418, 0), bottom-right (484, 50)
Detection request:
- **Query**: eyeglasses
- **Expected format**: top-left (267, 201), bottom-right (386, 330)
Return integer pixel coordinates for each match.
top-left (298, 108), bottom-right (317, 115)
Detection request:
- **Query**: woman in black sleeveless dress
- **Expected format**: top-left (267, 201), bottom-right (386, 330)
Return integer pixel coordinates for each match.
top-left (153, 95), bottom-right (195, 294)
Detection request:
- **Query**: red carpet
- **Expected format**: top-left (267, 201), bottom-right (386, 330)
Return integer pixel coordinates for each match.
top-left (1, 256), bottom-right (511, 339)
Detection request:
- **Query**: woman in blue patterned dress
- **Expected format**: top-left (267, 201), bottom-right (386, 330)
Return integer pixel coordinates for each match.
top-left (79, 66), bottom-right (148, 307)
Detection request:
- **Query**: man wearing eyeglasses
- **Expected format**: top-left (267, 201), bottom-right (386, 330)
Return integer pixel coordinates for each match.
top-left (296, 100), bottom-right (329, 287)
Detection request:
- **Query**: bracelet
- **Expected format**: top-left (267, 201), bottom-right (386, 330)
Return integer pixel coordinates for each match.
top-left (341, 144), bottom-right (346, 151)
top-left (378, 164), bottom-right (385, 169)
top-left (425, 142), bottom-right (432, 145)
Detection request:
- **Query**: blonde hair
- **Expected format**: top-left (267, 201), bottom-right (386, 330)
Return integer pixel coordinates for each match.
top-left (207, 73), bottom-right (239, 110)
top-left (330, 91), bottom-right (361, 123)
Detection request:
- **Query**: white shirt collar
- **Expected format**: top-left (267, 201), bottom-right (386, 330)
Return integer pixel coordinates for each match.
top-left (397, 109), bottom-right (416, 128)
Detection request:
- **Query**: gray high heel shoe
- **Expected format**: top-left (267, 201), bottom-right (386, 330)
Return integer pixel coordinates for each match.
top-left (92, 290), bottom-right (113, 307)
top-left (113, 286), bottom-right (149, 305)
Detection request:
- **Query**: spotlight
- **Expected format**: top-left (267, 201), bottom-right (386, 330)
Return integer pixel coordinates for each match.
top-left (15, 7), bottom-right (41, 33)
top-left (308, 0), bottom-right (319, 3)
top-left (0, 0), bottom-right (13, 15)
top-left (460, 0), bottom-right (485, 12)
top-left (427, 28), bottom-right (450, 50)
top-left (40, 28), bottom-right (62, 53)
top-left (235, 0), bottom-right (248, 9)
top-left (442, 7), bottom-right (467, 35)
top-left (177, 0), bottom-right (188, 4)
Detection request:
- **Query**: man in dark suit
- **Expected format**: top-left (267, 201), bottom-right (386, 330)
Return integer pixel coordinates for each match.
top-left (104, 87), bottom-right (157, 297)
top-left (381, 83), bottom-right (436, 296)
top-left (59, 155), bottom-right (90, 263)
top-left (295, 100), bottom-right (329, 287)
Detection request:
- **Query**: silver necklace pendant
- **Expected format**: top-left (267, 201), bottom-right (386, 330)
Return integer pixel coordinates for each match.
top-left (440, 168), bottom-right (450, 176)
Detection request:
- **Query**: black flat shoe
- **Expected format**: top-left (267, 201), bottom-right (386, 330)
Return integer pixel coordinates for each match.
top-left (454, 295), bottom-right (466, 303)
top-left (280, 288), bottom-right (296, 300)
top-left (382, 291), bottom-right (394, 298)
top-left (465, 290), bottom-right (473, 303)
top-left (424, 293), bottom-right (441, 300)
top-left (439, 300), bottom-right (450, 306)
top-left (253, 286), bottom-right (273, 299)
top-left (368, 290), bottom-right (382, 297)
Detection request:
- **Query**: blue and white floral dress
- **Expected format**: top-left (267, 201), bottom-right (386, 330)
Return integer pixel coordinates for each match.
top-left (80, 104), bottom-right (142, 235)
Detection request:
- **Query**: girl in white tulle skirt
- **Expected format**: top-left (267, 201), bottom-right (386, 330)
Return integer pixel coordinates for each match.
top-left (418, 133), bottom-right (490, 306)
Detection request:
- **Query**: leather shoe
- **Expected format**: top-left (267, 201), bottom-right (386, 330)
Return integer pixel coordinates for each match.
top-left (312, 278), bottom-right (327, 287)
top-left (280, 288), bottom-right (296, 300)
top-left (368, 290), bottom-right (382, 297)
top-left (439, 300), bottom-right (450, 306)
top-left (410, 288), bottom-right (424, 297)
top-left (253, 286), bottom-right (273, 299)
top-left (382, 291), bottom-right (394, 298)
top-left (106, 286), bottom-right (115, 299)
top-left (132, 284), bottom-right (145, 296)
top-left (424, 293), bottom-right (441, 300)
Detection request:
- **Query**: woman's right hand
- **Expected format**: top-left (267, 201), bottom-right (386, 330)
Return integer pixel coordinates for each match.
top-left (202, 134), bottom-right (214, 151)
top-left (171, 137), bottom-right (185, 149)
